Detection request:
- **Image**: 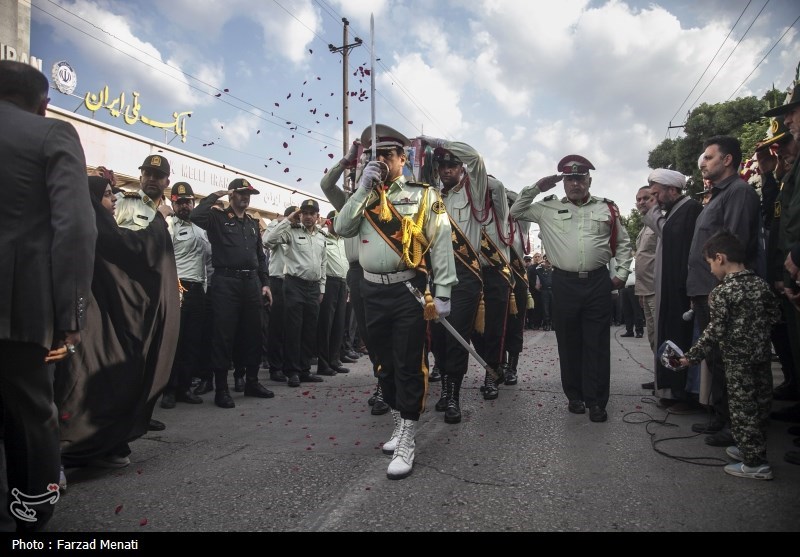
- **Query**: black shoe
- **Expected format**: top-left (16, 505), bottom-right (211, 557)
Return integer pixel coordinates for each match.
top-left (635, 332), bottom-right (643, 338)
top-left (445, 400), bottom-right (462, 424)
top-left (215, 389), bottom-right (236, 408)
top-left (269, 371), bottom-right (287, 382)
top-left (244, 381), bottom-right (275, 398)
top-left (429, 366), bottom-right (442, 383)
top-left (568, 400), bottom-right (586, 414)
top-left (317, 367), bottom-right (338, 376)
top-left (340, 354), bottom-right (358, 364)
top-left (691, 418), bottom-right (725, 434)
top-left (175, 390), bottom-right (203, 404)
top-left (331, 363), bottom-right (350, 374)
top-left (504, 370), bottom-right (518, 386)
top-left (233, 377), bottom-right (246, 392)
top-left (299, 373), bottom-right (324, 383)
top-left (345, 350), bottom-right (361, 360)
top-left (193, 379), bottom-right (214, 396)
top-left (620, 331), bottom-right (634, 337)
top-left (148, 419), bottom-right (166, 431)
top-left (589, 405), bottom-right (608, 422)
top-left (704, 428), bottom-right (734, 446)
top-left (160, 391), bottom-right (176, 409)
top-left (372, 399), bottom-right (390, 415)
top-left (482, 375), bottom-right (499, 400)
top-left (287, 373), bottom-right (301, 388)
top-left (771, 403), bottom-right (800, 423)
top-left (641, 381), bottom-right (655, 390)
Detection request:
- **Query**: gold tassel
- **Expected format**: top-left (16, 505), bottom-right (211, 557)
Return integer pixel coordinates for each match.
top-left (378, 187), bottom-right (392, 222)
top-left (474, 293), bottom-right (485, 334)
top-left (527, 291), bottom-right (534, 309)
top-left (509, 292), bottom-right (518, 315)
top-left (423, 289), bottom-right (439, 321)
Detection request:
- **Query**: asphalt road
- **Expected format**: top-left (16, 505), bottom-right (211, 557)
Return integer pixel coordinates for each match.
top-left (41, 326), bottom-right (800, 533)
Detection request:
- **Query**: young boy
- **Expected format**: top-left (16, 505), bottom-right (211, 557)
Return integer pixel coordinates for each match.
top-left (678, 231), bottom-right (780, 480)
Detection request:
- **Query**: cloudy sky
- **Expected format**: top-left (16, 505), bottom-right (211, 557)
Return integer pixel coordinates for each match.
top-left (31, 0), bottom-right (800, 226)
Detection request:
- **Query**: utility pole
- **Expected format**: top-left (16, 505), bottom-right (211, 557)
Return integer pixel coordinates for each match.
top-left (329, 18), bottom-right (362, 159)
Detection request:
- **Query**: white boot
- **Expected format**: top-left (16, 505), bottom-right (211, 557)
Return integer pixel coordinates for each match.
top-left (382, 409), bottom-right (403, 455)
top-left (387, 419), bottom-right (416, 480)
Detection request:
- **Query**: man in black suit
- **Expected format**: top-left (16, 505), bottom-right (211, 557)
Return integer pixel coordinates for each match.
top-left (0, 61), bottom-right (96, 531)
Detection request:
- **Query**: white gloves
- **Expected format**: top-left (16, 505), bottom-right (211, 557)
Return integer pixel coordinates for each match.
top-left (417, 135), bottom-right (446, 149)
top-left (339, 141), bottom-right (360, 168)
top-left (434, 297), bottom-right (451, 320)
top-left (358, 161), bottom-right (384, 190)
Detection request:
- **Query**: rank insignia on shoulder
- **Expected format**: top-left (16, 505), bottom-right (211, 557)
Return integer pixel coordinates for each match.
top-left (123, 191), bottom-right (141, 199)
top-left (543, 194), bottom-right (556, 201)
top-left (406, 181), bottom-right (430, 188)
top-left (432, 201), bottom-right (446, 214)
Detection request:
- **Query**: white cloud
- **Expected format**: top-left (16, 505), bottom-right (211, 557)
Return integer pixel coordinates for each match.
top-left (210, 109), bottom-right (263, 150)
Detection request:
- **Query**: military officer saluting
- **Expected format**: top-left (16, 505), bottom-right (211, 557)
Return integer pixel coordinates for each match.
top-left (335, 124), bottom-right (457, 479)
top-left (265, 198), bottom-right (328, 387)
top-left (510, 155), bottom-right (632, 423)
top-left (116, 154), bottom-right (171, 230)
top-left (190, 178), bottom-right (274, 408)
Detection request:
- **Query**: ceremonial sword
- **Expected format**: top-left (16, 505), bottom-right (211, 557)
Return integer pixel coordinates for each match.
top-left (403, 282), bottom-right (499, 380)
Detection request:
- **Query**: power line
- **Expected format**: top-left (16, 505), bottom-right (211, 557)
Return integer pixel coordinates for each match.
top-left (727, 13), bottom-right (800, 100)
top-left (687, 0), bottom-right (770, 112)
top-left (41, 0), bottom-right (343, 146)
top-left (667, 0), bottom-right (752, 126)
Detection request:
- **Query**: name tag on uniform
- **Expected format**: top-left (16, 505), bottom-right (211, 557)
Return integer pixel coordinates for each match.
top-left (557, 210), bottom-right (568, 214)
top-left (223, 222), bottom-right (236, 227)
top-left (299, 236), bottom-right (307, 239)
top-left (136, 214), bottom-right (148, 220)
top-left (179, 231), bottom-right (188, 236)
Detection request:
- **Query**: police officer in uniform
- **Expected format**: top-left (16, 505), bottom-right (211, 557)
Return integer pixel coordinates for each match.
top-left (160, 182), bottom-right (208, 408)
top-left (190, 178), bottom-right (274, 408)
top-left (266, 199), bottom-right (327, 387)
top-left (336, 124), bottom-right (456, 479)
top-left (510, 155), bottom-right (632, 422)
top-left (317, 210), bottom-right (350, 375)
top-left (503, 189), bottom-right (532, 386)
top-left (263, 206), bottom-right (295, 383)
top-left (116, 154), bottom-right (171, 230)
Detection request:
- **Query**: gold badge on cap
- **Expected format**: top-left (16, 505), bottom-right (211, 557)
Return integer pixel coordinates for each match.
top-left (177, 185), bottom-right (186, 194)
top-left (152, 156), bottom-right (162, 167)
top-left (242, 179), bottom-right (250, 188)
top-left (571, 163), bottom-right (579, 173)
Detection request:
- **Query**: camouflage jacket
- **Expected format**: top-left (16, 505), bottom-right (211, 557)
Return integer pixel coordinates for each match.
top-left (685, 269), bottom-right (780, 364)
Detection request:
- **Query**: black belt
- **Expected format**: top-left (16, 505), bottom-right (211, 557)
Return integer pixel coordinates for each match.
top-left (553, 267), bottom-right (606, 279)
top-left (327, 276), bottom-right (346, 283)
top-left (179, 279), bottom-right (204, 287)
top-left (285, 275), bottom-right (318, 285)
top-left (216, 268), bottom-right (257, 279)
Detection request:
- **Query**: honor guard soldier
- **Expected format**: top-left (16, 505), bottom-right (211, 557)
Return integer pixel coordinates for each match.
top-left (417, 137), bottom-right (513, 406)
top-left (160, 182), bottom-right (208, 408)
top-left (190, 178), bottom-right (274, 408)
top-left (335, 124), bottom-right (457, 479)
top-left (116, 155), bottom-right (171, 230)
top-left (510, 155), bottom-right (632, 423)
top-left (503, 190), bottom-right (532, 386)
top-left (265, 199), bottom-right (328, 387)
top-left (320, 145), bottom-right (389, 415)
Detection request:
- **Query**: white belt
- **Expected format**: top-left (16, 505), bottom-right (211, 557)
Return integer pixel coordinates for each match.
top-left (363, 269), bottom-right (416, 285)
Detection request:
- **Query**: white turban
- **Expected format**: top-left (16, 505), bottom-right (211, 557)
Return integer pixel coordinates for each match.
top-left (647, 169), bottom-right (686, 190)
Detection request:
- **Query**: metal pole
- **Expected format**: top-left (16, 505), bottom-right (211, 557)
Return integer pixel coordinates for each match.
top-left (342, 18), bottom-right (349, 157)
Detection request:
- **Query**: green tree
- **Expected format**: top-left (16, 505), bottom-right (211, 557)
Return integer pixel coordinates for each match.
top-left (648, 94), bottom-right (771, 196)
top-left (621, 208), bottom-right (643, 246)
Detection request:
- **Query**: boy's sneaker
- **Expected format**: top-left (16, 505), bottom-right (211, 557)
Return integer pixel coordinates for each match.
top-left (723, 461), bottom-right (773, 480)
top-left (725, 446), bottom-right (743, 461)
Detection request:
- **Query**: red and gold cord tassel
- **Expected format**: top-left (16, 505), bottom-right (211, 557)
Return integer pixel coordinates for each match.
top-left (378, 186), bottom-right (391, 222)
top-left (423, 288), bottom-right (438, 321)
top-left (474, 293), bottom-right (485, 334)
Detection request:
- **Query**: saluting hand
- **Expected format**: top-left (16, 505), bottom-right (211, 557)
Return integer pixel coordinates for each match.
top-left (535, 174), bottom-right (563, 192)
top-left (288, 208), bottom-right (302, 224)
top-left (340, 140), bottom-right (361, 168)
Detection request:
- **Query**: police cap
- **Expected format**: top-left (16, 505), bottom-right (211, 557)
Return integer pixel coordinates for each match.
top-left (229, 178), bottom-right (260, 195)
top-left (170, 182), bottom-right (194, 201)
top-left (558, 154), bottom-right (595, 175)
top-left (300, 199), bottom-right (320, 213)
top-left (139, 154), bottom-right (170, 175)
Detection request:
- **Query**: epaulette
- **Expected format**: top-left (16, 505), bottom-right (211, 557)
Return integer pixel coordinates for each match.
top-left (602, 197), bottom-right (617, 205)
top-left (543, 194), bottom-right (556, 201)
top-left (405, 181), bottom-right (431, 188)
top-left (123, 191), bottom-right (141, 199)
